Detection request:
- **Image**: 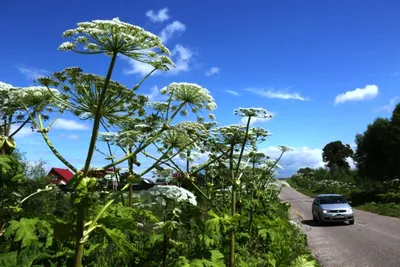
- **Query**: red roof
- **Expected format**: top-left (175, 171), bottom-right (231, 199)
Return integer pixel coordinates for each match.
top-left (51, 168), bottom-right (74, 182)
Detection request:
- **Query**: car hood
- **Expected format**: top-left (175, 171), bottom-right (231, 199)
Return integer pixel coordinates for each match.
top-left (320, 203), bottom-right (352, 210)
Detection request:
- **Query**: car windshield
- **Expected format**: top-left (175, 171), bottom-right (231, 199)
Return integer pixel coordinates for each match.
top-left (319, 196), bottom-right (347, 204)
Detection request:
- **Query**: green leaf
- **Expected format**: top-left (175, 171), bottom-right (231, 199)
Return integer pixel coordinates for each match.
top-left (291, 254), bottom-right (318, 267)
top-left (4, 218), bottom-right (53, 249)
top-left (5, 218), bottom-right (39, 248)
top-left (18, 247), bottom-right (51, 267)
top-left (101, 226), bottom-right (137, 259)
top-left (0, 251), bottom-right (17, 267)
top-left (173, 256), bottom-right (191, 266)
top-left (210, 250), bottom-right (225, 266)
top-left (189, 259), bottom-right (204, 267)
top-left (187, 250), bottom-right (226, 267)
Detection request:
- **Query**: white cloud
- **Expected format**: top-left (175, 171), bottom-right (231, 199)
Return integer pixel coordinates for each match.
top-left (144, 85), bottom-right (168, 101)
top-left (145, 8), bottom-right (170, 23)
top-left (122, 56), bottom-right (155, 76)
top-left (246, 87), bottom-right (308, 101)
top-left (122, 44), bottom-right (193, 76)
top-left (375, 96), bottom-right (399, 112)
top-left (225, 90), bottom-right (240, 96)
top-left (145, 85), bottom-right (160, 101)
top-left (260, 146), bottom-right (325, 177)
top-left (334, 84), bottom-right (378, 105)
top-left (17, 66), bottom-right (50, 81)
top-left (205, 67), bottom-right (220, 76)
top-left (167, 44), bottom-right (193, 75)
top-left (53, 119), bottom-right (88, 131)
top-left (159, 21), bottom-right (186, 43)
top-left (61, 133), bottom-right (81, 140)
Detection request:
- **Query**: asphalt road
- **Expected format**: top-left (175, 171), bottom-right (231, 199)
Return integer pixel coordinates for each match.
top-left (279, 186), bottom-right (400, 267)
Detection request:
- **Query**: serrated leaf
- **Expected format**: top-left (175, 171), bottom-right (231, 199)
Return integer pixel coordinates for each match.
top-left (0, 251), bottom-right (17, 267)
top-left (5, 218), bottom-right (39, 248)
top-left (101, 226), bottom-right (137, 259)
top-left (18, 247), bottom-right (52, 267)
top-left (189, 259), bottom-right (204, 267)
top-left (210, 250), bottom-right (225, 266)
top-left (173, 256), bottom-right (191, 266)
top-left (4, 218), bottom-right (53, 249)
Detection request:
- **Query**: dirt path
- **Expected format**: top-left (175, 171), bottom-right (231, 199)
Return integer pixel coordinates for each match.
top-left (279, 186), bottom-right (400, 267)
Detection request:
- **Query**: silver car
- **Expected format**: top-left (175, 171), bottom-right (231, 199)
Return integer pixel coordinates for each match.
top-left (311, 194), bottom-right (355, 225)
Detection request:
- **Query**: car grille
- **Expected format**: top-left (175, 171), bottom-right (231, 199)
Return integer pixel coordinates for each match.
top-left (329, 209), bottom-right (346, 213)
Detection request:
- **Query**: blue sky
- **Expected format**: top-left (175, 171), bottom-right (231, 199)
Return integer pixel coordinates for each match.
top-left (1, 0), bottom-right (400, 177)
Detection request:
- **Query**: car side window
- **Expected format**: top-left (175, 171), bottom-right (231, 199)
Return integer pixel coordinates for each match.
top-left (313, 198), bottom-right (319, 205)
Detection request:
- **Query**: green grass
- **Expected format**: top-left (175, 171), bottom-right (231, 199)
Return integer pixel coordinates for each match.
top-left (356, 202), bottom-right (400, 218)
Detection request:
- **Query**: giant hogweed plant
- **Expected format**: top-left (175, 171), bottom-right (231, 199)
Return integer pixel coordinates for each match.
top-left (0, 18), bottom-right (319, 267)
top-left (1, 18), bottom-right (223, 266)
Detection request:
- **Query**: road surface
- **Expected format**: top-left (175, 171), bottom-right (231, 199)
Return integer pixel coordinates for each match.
top-left (279, 186), bottom-right (400, 267)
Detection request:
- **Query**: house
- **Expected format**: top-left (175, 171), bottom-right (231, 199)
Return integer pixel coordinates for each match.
top-left (48, 168), bottom-right (75, 185)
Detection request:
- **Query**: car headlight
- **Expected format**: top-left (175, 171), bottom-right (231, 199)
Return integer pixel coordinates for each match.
top-left (323, 210), bottom-right (328, 213)
top-left (348, 209), bottom-right (353, 213)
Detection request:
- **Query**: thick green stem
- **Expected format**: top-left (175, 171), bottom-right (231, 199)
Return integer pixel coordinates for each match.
top-left (162, 200), bottom-right (169, 267)
top-left (83, 52), bottom-right (118, 174)
top-left (73, 206), bottom-right (85, 267)
top-left (128, 146), bottom-right (133, 207)
top-left (248, 162), bottom-right (256, 239)
top-left (74, 52), bottom-right (118, 267)
top-left (228, 144), bottom-right (236, 267)
top-left (234, 116), bottom-right (252, 178)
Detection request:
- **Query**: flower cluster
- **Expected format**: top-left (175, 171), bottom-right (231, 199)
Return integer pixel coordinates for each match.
top-left (98, 132), bottom-right (118, 142)
top-left (277, 145), bottom-right (293, 153)
top-left (0, 81), bottom-right (60, 117)
top-left (59, 18), bottom-right (173, 70)
top-left (160, 82), bottom-right (217, 112)
top-left (37, 68), bottom-right (147, 123)
top-left (214, 124), bottom-right (248, 145)
top-left (234, 107), bottom-right (274, 118)
top-left (142, 185), bottom-right (197, 206)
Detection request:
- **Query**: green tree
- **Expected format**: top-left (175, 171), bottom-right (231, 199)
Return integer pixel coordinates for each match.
top-left (354, 102), bottom-right (400, 182)
top-left (322, 141), bottom-right (353, 172)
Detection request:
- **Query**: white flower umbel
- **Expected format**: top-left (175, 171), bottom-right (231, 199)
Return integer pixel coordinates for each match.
top-left (144, 185), bottom-right (197, 206)
top-left (98, 132), bottom-right (117, 142)
top-left (0, 82), bottom-right (60, 117)
top-left (214, 124), bottom-right (247, 145)
top-left (59, 18), bottom-right (173, 69)
top-left (0, 82), bottom-right (13, 91)
top-left (277, 145), bottom-right (293, 153)
top-left (160, 82), bottom-right (217, 113)
top-left (234, 107), bottom-right (274, 118)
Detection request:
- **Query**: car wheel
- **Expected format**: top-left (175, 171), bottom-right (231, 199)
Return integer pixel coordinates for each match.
top-left (312, 212), bottom-right (317, 222)
top-left (318, 214), bottom-right (324, 226)
top-left (349, 219), bottom-right (355, 225)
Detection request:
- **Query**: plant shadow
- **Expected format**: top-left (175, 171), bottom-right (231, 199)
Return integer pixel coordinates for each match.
top-left (301, 219), bottom-right (349, 227)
